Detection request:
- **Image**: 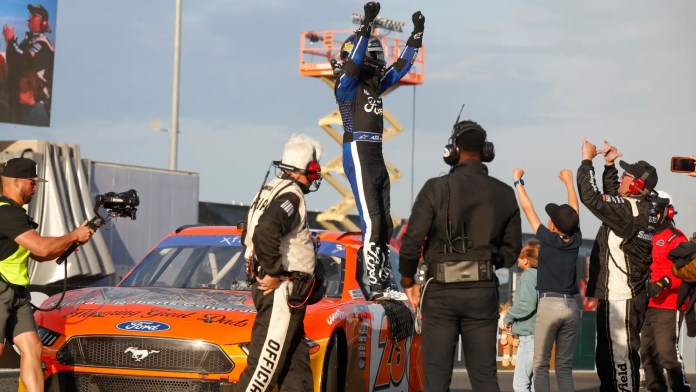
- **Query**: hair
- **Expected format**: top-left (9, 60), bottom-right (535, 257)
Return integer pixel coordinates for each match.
top-left (281, 133), bottom-right (323, 170)
top-left (455, 126), bottom-right (486, 154)
top-left (18, 72), bottom-right (41, 96)
top-left (520, 240), bottom-right (540, 268)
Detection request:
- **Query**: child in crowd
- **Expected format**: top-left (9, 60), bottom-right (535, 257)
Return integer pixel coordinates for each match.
top-left (504, 240), bottom-right (541, 392)
top-left (513, 169), bottom-right (582, 392)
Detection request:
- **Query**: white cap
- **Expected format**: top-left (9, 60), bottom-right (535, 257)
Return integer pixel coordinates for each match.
top-left (281, 134), bottom-right (323, 171)
top-left (656, 190), bottom-right (672, 205)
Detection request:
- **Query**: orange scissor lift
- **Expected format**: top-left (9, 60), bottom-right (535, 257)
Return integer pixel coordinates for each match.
top-left (299, 25), bottom-right (424, 231)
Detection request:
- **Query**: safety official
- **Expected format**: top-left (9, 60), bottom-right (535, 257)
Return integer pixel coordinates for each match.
top-left (577, 137), bottom-right (657, 392)
top-left (237, 134), bottom-right (323, 392)
top-left (399, 121), bottom-right (522, 392)
top-left (0, 157), bottom-right (94, 392)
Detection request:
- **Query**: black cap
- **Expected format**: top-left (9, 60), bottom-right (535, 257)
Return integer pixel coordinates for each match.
top-left (619, 160), bottom-right (658, 193)
top-left (28, 4), bottom-right (49, 21)
top-left (1, 158), bottom-right (46, 182)
top-left (545, 203), bottom-right (579, 235)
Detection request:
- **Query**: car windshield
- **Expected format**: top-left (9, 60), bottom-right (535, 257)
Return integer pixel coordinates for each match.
top-left (119, 234), bottom-right (346, 298)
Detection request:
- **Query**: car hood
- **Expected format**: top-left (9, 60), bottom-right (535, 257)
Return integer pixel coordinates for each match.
top-left (36, 287), bottom-right (258, 344)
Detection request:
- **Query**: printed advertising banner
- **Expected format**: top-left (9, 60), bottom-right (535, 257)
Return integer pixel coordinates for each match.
top-left (0, 1), bottom-right (57, 127)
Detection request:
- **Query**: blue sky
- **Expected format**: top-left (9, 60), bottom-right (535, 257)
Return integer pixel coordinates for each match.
top-left (1, 0), bottom-right (695, 237)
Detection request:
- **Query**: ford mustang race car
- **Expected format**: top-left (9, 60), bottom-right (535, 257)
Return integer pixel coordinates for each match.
top-left (34, 225), bottom-right (424, 391)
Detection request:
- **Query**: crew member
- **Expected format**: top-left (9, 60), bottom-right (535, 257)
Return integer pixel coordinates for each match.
top-left (577, 137), bottom-right (658, 392)
top-left (641, 191), bottom-right (690, 392)
top-left (334, 1), bottom-right (424, 299)
top-left (237, 134), bottom-right (323, 392)
top-left (0, 157), bottom-right (94, 392)
top-left (3, 4), bottom-right (55, 123)
top-left (399, 121), bottom-right (521, 392)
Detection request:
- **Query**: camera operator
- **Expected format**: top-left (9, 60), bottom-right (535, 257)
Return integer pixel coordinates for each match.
top-left (399, 121), bottom-right (521, 392)
top-left (640, 191), bottom-right (690, 392)
top-left (237, 134), bottom-right (323, 392)
top-left (577, 138), bottom-right (657, 392)
top-left (0, 157), bottom-right (94, 392)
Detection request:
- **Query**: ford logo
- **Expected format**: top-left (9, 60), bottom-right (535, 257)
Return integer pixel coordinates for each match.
top-left (116, 320), bottom-right (171, 332)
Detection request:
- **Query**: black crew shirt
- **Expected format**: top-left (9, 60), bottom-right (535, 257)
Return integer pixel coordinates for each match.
top-left (0, 196), bottom-right (35, 260)
top-left (536, 224), bottom-right (581, 295)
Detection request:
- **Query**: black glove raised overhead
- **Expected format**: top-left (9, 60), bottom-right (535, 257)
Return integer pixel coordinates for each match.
top-left (406, 11), bottom-right (425, 48)
top-left (648, 276), bottom-right (672, 299)
top-left (356, 2), bottom-right (380, 37)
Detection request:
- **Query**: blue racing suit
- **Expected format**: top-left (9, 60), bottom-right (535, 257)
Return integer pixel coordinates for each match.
top-left (335, 30), bottom-right (420, 298)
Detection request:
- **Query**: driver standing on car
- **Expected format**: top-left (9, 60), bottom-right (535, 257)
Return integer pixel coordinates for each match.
top-left (237, 134), bottom-right (323, 392)
top-left (0, 157), bottom-right (94, 392)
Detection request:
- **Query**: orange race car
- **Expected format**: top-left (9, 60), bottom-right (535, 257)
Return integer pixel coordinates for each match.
top-left (33, 225), bottom-right (424, 392)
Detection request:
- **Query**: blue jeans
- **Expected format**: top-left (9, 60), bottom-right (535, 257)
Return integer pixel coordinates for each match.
top-left (513, 334), bottom-right (535, 392)
top-left (533, 296), bottom-right (579, 392)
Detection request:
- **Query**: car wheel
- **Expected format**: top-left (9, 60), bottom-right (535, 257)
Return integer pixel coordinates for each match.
top-left (322, 336), bottom-right (344, 392)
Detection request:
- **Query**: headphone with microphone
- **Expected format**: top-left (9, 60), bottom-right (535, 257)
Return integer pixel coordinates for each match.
top-left (628, 167), bottom-right (655, 196)
top-left (442, 105), bottom-right (495, 166)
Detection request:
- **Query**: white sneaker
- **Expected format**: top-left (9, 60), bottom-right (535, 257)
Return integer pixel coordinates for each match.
top-left (376, 287), bottom-right (407, 301)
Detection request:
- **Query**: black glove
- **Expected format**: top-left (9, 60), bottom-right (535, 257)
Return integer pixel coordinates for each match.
top-left (648, 276), bottom-right (672, 299)
top-left (363, 2), bottom-right (380, 23)
top-left (407, 11), bottom-right (425, 48)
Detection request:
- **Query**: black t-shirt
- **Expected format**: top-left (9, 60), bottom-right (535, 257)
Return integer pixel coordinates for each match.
top-left (536, 224), bottom-right (582, 295)
top-left (0, 196), bottom-right (35, 260)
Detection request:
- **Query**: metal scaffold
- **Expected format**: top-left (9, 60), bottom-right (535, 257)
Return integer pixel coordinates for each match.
top-left (299, 18), bottom-right (425, 231)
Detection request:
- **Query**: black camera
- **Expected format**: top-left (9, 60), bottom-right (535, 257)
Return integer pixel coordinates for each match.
top-left (95, 189), bottom-right (139, 220)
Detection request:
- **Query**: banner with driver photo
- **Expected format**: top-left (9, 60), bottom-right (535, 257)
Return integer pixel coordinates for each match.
top-left (0, 0), bottom-right (57, 127)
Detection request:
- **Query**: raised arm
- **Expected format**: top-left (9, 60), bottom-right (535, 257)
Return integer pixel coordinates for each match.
top-left (558, 169), bottom-right (579, 216)
top-left (513, 168), bottom-right (541, 233)
top-left (379, 11), bottom-right (424, 93)
top-left (335, 2), bottom-right (380, 100)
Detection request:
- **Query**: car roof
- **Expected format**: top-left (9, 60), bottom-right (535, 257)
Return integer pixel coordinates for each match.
top-left (167, 225), bottom-right (364, 247)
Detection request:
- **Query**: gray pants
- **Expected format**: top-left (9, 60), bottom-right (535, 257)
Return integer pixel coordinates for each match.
top-left (533, 295), bottom-right (579, 392)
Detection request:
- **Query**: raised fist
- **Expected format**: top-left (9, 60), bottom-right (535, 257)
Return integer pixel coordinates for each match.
top-left (412, 11), bottom-right (425, 33)
top-left (363, 2), bottom-right (380, 22)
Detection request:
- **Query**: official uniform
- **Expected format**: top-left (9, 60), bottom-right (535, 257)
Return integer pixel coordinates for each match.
top-left (400, 161), bottom-right (522, 392)
top-left (237, 176), bottom-right (315, 392)
top-left (577, 161), bottom-right (654, 392)
top-left (0, 196), bottom-right (38, 341)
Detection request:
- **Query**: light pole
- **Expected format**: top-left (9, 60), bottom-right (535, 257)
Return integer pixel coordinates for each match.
top-left (169, 0), bottom-right (182, 171)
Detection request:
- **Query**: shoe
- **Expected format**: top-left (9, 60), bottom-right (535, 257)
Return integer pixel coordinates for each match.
top-left (367, 284), bottom-right (384, 301)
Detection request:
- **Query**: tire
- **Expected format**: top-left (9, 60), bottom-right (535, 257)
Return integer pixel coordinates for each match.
top-left (322, 336), bottom-right (343, 392)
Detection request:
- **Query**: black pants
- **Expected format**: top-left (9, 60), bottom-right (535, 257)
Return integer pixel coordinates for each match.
top-left (596, 294), bottom-right (648, 392)
top-left (422, 284), bottom-right (500, 392)
top-left (640, 307), bottom-right (690, 392)
top-left (235, 281), bottom-right (312, 392)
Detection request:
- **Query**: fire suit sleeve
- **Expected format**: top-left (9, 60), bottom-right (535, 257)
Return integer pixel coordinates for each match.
top-left (251, 193), bottom-right (302, 277)
top-left (379, 45), bottom-right (419, 94)
top-left (577, 160), bottom-right (635, 237)
top-left (335, 35), bottom-right (371, 100)
top-left (399, 178), bottom-right (436, 279)
top-left (601, 164), bottom-right (620, 196)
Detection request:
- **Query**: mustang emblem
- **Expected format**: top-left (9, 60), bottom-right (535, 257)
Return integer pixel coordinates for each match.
top-left (125, 347), bottom-right (160, 361)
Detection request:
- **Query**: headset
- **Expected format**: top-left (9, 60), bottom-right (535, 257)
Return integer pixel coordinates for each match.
top-left (40, 17), bottom-right (49, 33)
top-left (442, 105), bottom-right (495, 166)
top-left (628, 166), bottom-right (655, 196)
top-left (272, 148), bottom-right (322, 191)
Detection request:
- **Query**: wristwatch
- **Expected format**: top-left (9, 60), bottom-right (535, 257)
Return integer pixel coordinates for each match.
top-left (513, 179), bottom-right (525, 187)
top-left (400, 276), bottom-right (416, 289)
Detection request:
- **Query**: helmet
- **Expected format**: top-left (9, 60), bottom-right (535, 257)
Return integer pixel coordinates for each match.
top-left (340, 34), bottom-right (385, 69)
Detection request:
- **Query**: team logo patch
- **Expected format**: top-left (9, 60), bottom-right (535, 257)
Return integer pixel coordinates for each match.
top-left (656, 239), bottom-right (665, 246)
top-left (343, 41), bottom-right (354, 52)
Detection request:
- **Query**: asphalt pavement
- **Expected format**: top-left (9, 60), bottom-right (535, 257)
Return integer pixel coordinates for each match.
top-left (0, 369), bottom-right (692, 391)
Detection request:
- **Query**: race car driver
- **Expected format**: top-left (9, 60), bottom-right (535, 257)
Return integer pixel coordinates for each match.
top-left (238, 133), bottom-right (323, 392)
top-left (334, 1), bottom-right (424, 300)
